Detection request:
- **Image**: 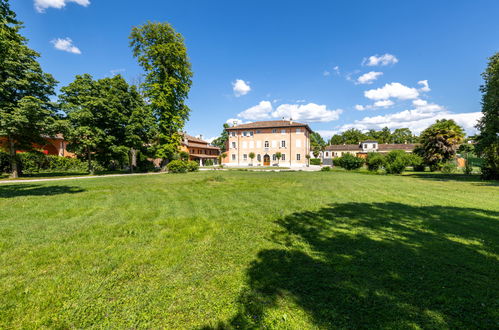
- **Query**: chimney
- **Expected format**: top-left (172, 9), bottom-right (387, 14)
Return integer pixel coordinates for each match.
top-left (290, 117), bottom-right (293, 125)
top-left (199, 134), bottom-right (203, 140)
top-left (232, 121), bottom-right (237, 127)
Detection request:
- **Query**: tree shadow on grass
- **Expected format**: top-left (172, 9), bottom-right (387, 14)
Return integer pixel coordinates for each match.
top-left (204, 203), bottom-right (499, 329)
top-left (0, 184), bottom-right (85, 198)
top-left (404, 172), bottom-right (499, 186)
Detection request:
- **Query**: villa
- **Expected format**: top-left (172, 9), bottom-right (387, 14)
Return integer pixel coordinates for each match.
top-left (223, 120), bottom-right (311, 167)
top-left (180, 133), bottom-right (221, 165)
top-left (320, 140), bottom-right (417, 166)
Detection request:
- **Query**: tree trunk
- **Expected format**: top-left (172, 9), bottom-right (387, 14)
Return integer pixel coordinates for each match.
top-left (129, 148), bottom-right (137, 173)
top-left (8, 136), bottom-right (19, 178)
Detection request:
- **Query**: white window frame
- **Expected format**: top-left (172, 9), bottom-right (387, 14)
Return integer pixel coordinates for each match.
top-left (264, 141), bottom-right (269, 148)
top-left (243, 154), bottom-right (247, 161)
top-left (231, 154), bottom-right (236, 161)
top-left (281, 140), bottom-right (286, 148)
top-left (231, 141), bottom-right (237, 149)
top-left (282, 154), bottom-right (286, 161)
top-left (296, 153), bottom-right (301, 161)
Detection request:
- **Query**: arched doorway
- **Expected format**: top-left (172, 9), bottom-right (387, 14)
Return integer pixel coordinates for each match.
top-left (263, 154), bottom-right (270, 166)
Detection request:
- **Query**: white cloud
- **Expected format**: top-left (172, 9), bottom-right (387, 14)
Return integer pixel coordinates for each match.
top-left (51, 38), bottom-right (81, 54)
top-left (232, 79), bottom-right (251, 97)
top-left (338, 101), bottom-right (481, 135)
top-left (357, 71), bottom-right (383, 85)
top-left (363, 53), bottom-right (398, 66)
top-left (235, 101), bottom-right (343, 123)
top-left (364, 82), bottom-right (419, 100)
top-left (412, 99), bottom-right (427, 107)
top-left (373, 100), bottom-right (394, 108)
top-left (272, 103), bottom-right (343, 123)
top-left (315, 130), bottom-right (339, 138)
top-left (333, 66), bottom-right (340, 74)
top-left (35, 0), bottom-right (90, 13)
top-left (323, 71), bottom-right (331, 76)
top-left (418, 80), bottom-right (431, 92)
top-left (237, 101), bottom-right (273, 120)
top-left (355, 105), bottom-right (366, 111)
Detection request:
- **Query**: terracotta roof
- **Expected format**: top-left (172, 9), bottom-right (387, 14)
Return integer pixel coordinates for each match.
top-left (188, 142), bottom-right (220, 150)
top-left (182, 133), bottom-right (208, 144)
top-left (190, 154), bottom-right (219, 158)
top-left (325, 144), bottom-right (360, 151)
top-left (227, 120), bottom-right (312, 132)
top-left (378, 143), bottom-right (418, 151)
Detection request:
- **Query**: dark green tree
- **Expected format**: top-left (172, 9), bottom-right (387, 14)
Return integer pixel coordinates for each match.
top-left (212, 123), bottom-right (229, 152)
top-left (476, 52), bottom-right (499, 179)
top-left (310, 131), bottom-right (326, 157)
top-left (419, 119), bottom-right (465, 171)
top-left (130, 21), bottom-right (193, 165)
top-left (329, 134), bottom-right (344, 145)
top-left (391, 128), bottom-right (415, 144)
top-left (341, 129), bottom-right (366, 144)
top-left (0, 0), bottom-right (59, 177)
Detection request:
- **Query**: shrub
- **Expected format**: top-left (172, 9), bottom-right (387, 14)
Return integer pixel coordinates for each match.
top-left (384, 150), bottom-right (410, 174)
top-left (332, 157), bottom-right (342, 167)
top-left (203, 159), bottom-right (214, 166)
top-left (310, 158), bottom-right (321, 166)
top-left (0, 151), bottom-right (10, 173)
top-left (366, 153), bottom-right (385, 172)
top-left (320, 166), bottom-right (331, 172)
top-left (338, 154), bottom-right (364, 170)
top-left (18, 151), bottom-right (47, 174)
top-left (187, 160), bottom-right (199, 172)
top-left (179, 151), bottom-right (190, 161)
top-left (463, 158), bottom-right (473, 175)
top-left (167, 160), bottom-right (188, 173)
top-left (441, 161), bottom-right (457, 174)
top-left (407, 153), bottom-right (425, 172)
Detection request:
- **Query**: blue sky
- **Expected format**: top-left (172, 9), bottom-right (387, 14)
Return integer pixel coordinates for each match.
top-left (11, 0), bottom-right (499, 140)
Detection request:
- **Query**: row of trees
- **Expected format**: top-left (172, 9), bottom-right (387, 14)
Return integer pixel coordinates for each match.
top-left (329, 127), bottom-right (417, 146)
top-left (0, 0), bottom-right (192, 177)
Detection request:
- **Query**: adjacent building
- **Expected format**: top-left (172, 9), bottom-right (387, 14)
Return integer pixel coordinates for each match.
top-left (224, 120), bottom-right (311, 167)
top-left (321, 140), bottom-right (417, 165)
top-left (180, 133), bottom-right (221, 165)
top-left (0, 134), bottom-right (74, 157)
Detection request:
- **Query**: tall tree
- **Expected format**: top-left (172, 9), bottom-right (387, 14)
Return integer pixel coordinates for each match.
top-left (310, 131), bottom-right (326, 157)
top-left (329, 134), bottom-right (344, 145)
top-left (391, 128), bottom-right (415, 144)
top-left (211, 123), bottom-right (229, 152)
top-left (130, 22), bottom-right (193, 165)
top-left (476, 53), bottom-right (499, 179)
top-left (419, 119), bottom-right (465, 171)
top-left (0, 0), bottom-right (58, 177)
top-left (341, 128), bottom-right (366, 144)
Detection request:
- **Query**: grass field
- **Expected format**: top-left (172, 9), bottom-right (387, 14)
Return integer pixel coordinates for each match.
top-left (0, 171), bottom-right (498, 328)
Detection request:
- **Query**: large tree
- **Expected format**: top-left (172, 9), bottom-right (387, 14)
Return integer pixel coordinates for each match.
top-left (340, 128), bottom-right (366, 144)
top-left (211, 123), bottom-right (229, 152)
top-left (476, 53), bottom-right (499, 179)
top-left (130, 22), bottom-right (193, 165)
top-left (0, 0), bottom-right (58, 177)
top-left (310, 131), bottom-right (326, 157)
top-left (391, 128), bottom-right (416, 144)
top-left (419, 119), bottom-right (465, 171)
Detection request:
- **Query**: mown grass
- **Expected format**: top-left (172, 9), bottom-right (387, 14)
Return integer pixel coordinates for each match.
top-left (0, 171), bottom-right (498, 328)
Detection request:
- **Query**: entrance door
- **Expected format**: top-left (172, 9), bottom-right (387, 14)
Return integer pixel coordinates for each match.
top-left (263, 154), bottom-right (270, 166)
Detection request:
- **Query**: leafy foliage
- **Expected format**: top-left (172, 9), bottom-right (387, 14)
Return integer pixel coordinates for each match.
top-left (441, 161), bottom-right (457, 174)
top-left (320, 166), bottom-right (331, 171)
top-left (419, 119), bottom-right (465, 171)
top-left (366, 152), bottom-right (385, 172)
top-left (0, 1), bottom-right (59, 177)
top-left (310, 158), bottom-right (321, 165)
top-left (475, 52), bottom-right (499, 180)
top-left (211, 123), bottom-right (229, 152)
top-left (166, 159), bottom-right (188, 173)
top-left (384, 150), bottom-right (411, 174)
top-left (130, 22), bottom-right (193, 161)
top-left (337, 153), bottom-right (364, 170)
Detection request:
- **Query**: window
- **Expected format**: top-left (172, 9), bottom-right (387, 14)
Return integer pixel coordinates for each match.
top-left (243, 154), bottom-right (247, 160)
top-left (325, 152), bottom-right (329, 157)
top-left (296, 153), bottom-right (301, 161)
top-left (372, 144), bottom-right (376, 148)
top-left (281, 140), bottom-right (286, 148)
top-left (256, 130), bottom-right (261, 134)
top-left (272, 129), bottom-right (277, 133)
top-left (364, 144), bottom-right (367, 149)
top-left (249, 131), bottom-right (254, 137)
top-left (272, 154), bottom-right (277, 161)
top-left (264, 141), bottom-right (269, 148)
top-left (231, 142), bottom-right (236, 149)
top-left (296, 139), bottom-right (301, 147)
top-left (257, 154), bottom-right (261, 161)
top-left (282, 154), bottom-right (286, 161)
top-left (281, 129), bottom-right (286, 134)
top-left (230, 131), bottom-right (236, 137)
top-left (231, 154), bottom-right (236, 161)
top-left (242, 131), bottom-right (247, 137)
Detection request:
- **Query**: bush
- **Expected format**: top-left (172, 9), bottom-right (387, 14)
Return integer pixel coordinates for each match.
top-left (366, 153), bottom-right (385, 172)
top-left (310, 158), bottom-right (321, 166)
top-left (320, 166), bottom-right (331, 172)
top-left (464, 158), bottom-right (473, 175)
top-left (337, 154), bottom-right (364, 170)
top-left (384, 150), bottom-right (410, 174)
top-left (441, 161), bottom-right (457, 174)
top-left (0, 151), bottom-right (10, 173)
top-left (46, 155), bottom-right (87, 172)
top-left (187, 160), bottom-right (199, 172)
top-left (332, 157), bottom-right (342, 167)
top-left (167, 160), bottom-right (188, 173)
top-left (203, 159), bottom-right (214, 166)
top-left (179, 151), bottom-right (190, 161)
top-left (407, 153), bottom-right (425, 172)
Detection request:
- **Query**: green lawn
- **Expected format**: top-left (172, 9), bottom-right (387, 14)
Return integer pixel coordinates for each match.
top-left (0, 171), bottom-right (498, 328)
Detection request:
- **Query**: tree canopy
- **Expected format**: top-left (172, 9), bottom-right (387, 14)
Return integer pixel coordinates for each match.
top-left (129, 21), bottom-right (193, 163)
top-left (0, 0), bottom-right (58, 177)
top-left (476, 52), bottom-right (499, 179)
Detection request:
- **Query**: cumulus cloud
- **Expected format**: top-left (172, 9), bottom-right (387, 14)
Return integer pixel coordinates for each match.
top-left (373, 100), bottom-right (394, 108)
top-left (357, 71), bottom-right (383, 85)
top-left (35, 0), bottom-right (90, 13)
top-left (418, 80), bottom-right (431, 92)
top-left (235, 101), bottom-right (342, 123)
top-left (355, 105), bottom-right (366, 111)
top-left (323, 71), bottom-right (331, 76)
top-left (412, 99), bottom-right (428, 107)
top-left (338, 101), bottom-right (481, 135)
top-left (232, 79), bottom-right (251, 97)
top-left (363, 53), bottom-right (398, 66)
top-left (51, 37), bottom-right (81, 54)
top-left (364, 82), bottom-right (419, 101)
